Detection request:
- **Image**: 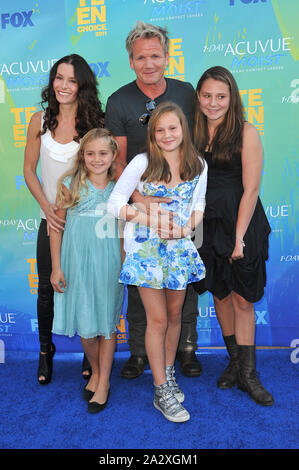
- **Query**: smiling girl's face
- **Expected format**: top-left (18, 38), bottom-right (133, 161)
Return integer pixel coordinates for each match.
top-left (197, 78), bottom-right (231, 125)
top-left (83, 138), bottom-right (116, 177)
top-left (154, 111), bottom-right (183, 156)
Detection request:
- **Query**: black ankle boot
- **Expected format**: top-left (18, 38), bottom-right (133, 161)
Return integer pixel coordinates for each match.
top-left (177, 350), bottom-right (202, 377)
top-left (237, 345), bottom-right (274, 406)
top-left (38, 342), bottom-right (56, 385)
top-left (217, 335), bottom-right (239, 389)
top-left (120, 355), bottom-right (148, 379)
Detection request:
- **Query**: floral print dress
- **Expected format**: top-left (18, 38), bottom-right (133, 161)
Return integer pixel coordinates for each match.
top-left (119, 176), bottom-right (206, 290)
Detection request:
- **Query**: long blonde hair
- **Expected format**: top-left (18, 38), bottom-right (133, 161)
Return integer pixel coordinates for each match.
top-left (56, 128), bottom-right (119, 209)
top-left (142, 101), bottom-right (203, 183)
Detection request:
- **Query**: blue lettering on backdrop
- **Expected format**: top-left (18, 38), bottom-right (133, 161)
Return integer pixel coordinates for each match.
top-left (231, 54), bottom-right (285, 69)
top-left (229, 0), bottom-right (267, 5)
top-left (7, 75), bottom-right (48, 88)
top-left (150, 0), bottom-right (205, 17)
top-left (15, 175), bottom-right (41, 190)
top-left (89, 62), bottom-right (110, 78)
top-left (1, 11), bottom-right (34, 29)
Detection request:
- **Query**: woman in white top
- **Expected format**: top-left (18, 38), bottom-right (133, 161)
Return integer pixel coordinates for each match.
top-left (24, 54), bottom-right (104, 385)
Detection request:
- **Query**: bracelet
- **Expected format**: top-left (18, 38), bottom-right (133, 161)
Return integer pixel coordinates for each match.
top-left (236, 236), bottom-right (245, 247)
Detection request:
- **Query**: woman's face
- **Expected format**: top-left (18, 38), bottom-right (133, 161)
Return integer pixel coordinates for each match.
top-left (154, 111), bottom-right (183, 156)
top-left (197, 78), bottom-right (230, 125)
top-left (53, 63), bottom-right (79, 105)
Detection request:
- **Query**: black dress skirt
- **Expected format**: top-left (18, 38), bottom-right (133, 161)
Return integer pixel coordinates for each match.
top-left (194, 151), bottom-right (271, 303)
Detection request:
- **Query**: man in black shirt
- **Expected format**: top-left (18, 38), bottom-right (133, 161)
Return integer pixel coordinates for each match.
top-left (105, 21), bottom-right (202, 379)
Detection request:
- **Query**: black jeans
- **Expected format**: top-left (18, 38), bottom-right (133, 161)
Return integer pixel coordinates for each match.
top-left (36, 219), bottom-right (54, 346)
top-left (126, 284), bottom-right (199, 356)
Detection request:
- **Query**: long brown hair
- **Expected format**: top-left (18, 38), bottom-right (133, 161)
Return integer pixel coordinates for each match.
top-left (56, 128), bottom-right (119, 209)
top-left (142, 101), bottom-right (203, 183)
top-left (40, 54), bottom-right (104, 141)
top-left (194, 66), bottom-right (245, 160)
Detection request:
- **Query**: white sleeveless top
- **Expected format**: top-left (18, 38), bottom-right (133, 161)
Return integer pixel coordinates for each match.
top-left (39, 112), bottom-right (79, 219)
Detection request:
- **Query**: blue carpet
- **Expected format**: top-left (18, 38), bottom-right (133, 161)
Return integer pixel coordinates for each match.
top-left (0, 349), bottom-right (298, 451)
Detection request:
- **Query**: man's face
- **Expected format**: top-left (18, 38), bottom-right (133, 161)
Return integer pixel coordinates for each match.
top-left (129, 37), bottom-right (169, 87)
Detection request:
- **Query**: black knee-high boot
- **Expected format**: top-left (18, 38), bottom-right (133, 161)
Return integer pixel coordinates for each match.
top-left (237, 345), bottom-right (274, 406)
top-left (217, 335), bottom-right (239, 389)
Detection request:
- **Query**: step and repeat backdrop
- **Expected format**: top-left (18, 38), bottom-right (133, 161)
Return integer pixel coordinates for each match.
top-left (0, 0), bottom-right (298, 352)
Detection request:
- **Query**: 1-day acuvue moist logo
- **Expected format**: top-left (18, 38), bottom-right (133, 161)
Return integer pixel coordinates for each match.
top-left (204, 36), bottom-right (293, 72)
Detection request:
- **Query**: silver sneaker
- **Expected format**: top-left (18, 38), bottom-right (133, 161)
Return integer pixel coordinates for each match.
top-left (166, 365), bottom-right (184, 403)
top-left (153, 382), bottom-right (190, 423)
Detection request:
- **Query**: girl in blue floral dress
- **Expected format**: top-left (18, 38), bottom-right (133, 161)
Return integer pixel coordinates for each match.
top-left (108, 102), bottom-right (207, 422)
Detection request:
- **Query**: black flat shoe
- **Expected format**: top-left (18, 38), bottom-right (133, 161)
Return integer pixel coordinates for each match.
top-left (82, 353), bottom-right (92, 380)
top-left (83, 384), bottom-right (95, 402)
top-left (38, 343), bottom-right (56, 385)
top-left (88, 389), bottom-right (110, 414)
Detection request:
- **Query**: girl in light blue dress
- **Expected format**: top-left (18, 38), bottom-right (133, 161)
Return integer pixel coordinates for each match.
top-left (50, 128), bottom-right (124, 414)
top-left (108, 102), bottom-right (207, 422)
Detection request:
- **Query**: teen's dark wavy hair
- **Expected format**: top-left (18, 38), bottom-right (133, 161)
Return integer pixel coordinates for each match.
top-left (194, 66), bottom-right (245, 161)
top-left (40, 54), bottom-right (104, 141)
